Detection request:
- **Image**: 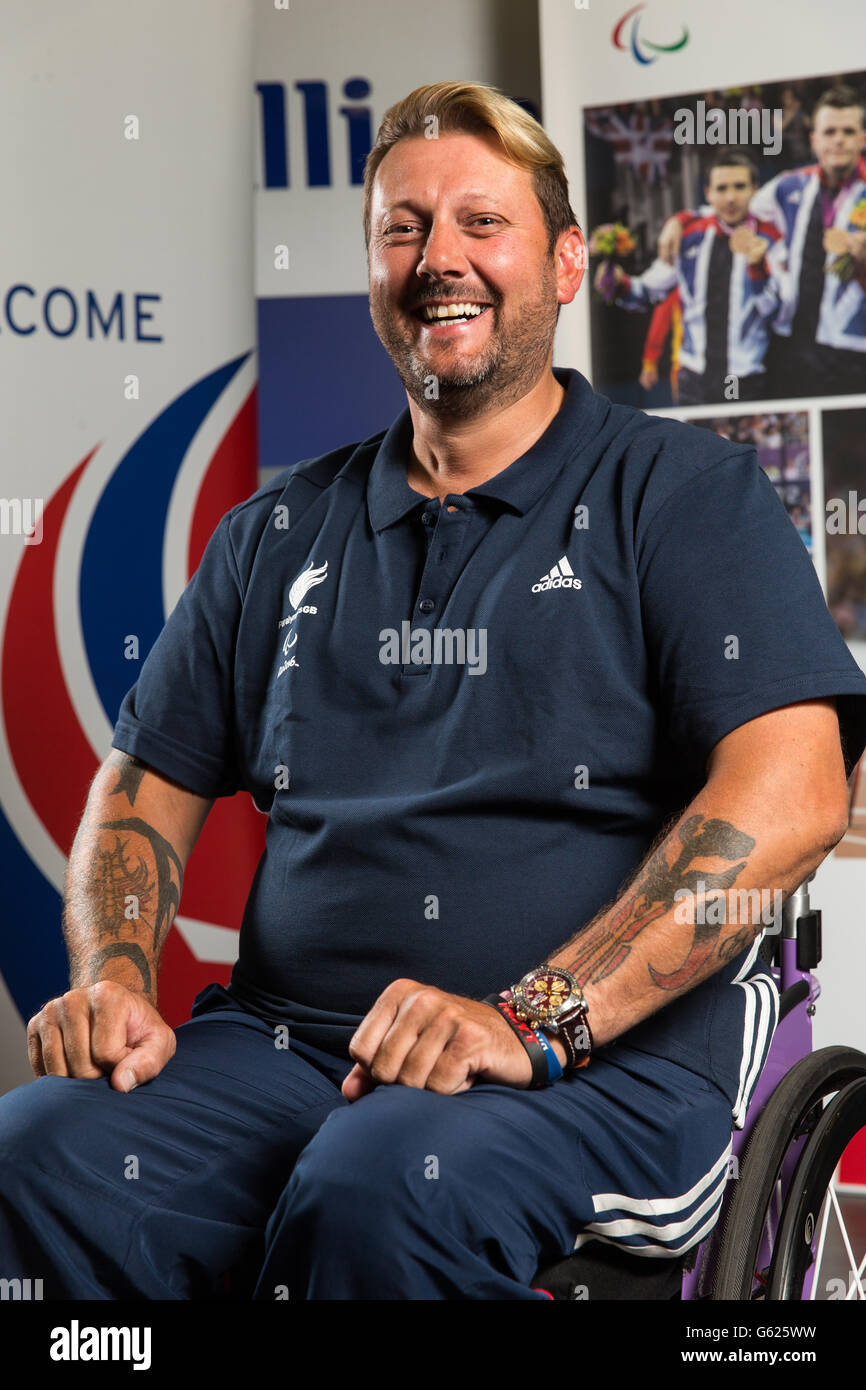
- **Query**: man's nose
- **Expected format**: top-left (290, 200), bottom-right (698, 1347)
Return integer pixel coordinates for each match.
top-left (416, 218), bottom-right (471, 279)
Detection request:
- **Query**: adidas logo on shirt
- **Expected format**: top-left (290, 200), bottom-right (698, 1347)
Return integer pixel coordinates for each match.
top-left (531, 555), bottom-right (582, 593)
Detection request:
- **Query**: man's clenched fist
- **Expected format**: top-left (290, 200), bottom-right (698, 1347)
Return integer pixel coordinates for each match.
top-left (27, 981), bottom-right (176, 1092)
top-left (342, 978), bottom-right (545, 1101)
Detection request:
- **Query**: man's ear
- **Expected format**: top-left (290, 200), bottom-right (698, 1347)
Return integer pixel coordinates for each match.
top-left (557, 226), bottom-right (587, 305)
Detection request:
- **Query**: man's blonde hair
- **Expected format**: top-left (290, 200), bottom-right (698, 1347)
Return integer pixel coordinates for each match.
top-left (362, 81), bottom-right (579, 254)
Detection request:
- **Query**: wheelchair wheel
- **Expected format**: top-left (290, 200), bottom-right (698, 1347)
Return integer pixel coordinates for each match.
top-left (711, 1045), bottom-right (866, 1300)
top-left (769, 1075), bottom-right (866, 1300)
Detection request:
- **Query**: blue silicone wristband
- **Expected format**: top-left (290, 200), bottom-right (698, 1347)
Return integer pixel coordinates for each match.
top-left (535, 1028), bottom-right (564, 1082)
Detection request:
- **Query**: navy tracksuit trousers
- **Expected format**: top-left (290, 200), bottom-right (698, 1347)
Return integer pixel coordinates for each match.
top-left (0, 983), bottom-right (736, 1300)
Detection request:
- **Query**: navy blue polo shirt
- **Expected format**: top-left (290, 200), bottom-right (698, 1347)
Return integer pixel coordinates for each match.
top-left (112, 366), bottom-right (866, 1108)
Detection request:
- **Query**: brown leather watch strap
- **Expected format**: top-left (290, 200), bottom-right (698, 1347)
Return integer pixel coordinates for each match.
top-left (559, 1008), bottom-right (593, 1069)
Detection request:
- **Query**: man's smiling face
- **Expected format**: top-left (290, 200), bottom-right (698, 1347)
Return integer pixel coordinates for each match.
top-left (367, 129), bottom-right (580, 416)
top-left (705, 166), bottom-right (754, 226)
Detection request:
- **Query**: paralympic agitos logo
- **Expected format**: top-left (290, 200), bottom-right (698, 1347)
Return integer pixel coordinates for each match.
top-left (612, 4), bottom-right (689, 66)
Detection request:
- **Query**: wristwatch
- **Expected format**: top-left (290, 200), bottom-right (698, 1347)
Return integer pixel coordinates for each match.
top-left (508, 965), bottom-right (593, 1070)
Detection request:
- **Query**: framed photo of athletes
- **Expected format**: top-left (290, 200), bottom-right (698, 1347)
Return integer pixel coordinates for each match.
top-left (582, 70), bottom-right (866, 410)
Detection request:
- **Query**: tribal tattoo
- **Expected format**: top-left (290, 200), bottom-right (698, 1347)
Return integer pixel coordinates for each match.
top-left (92, 817), bottom-right (183, 953)
top-left (87, 942), bottom-right (153, 997)
top-left (565, 813), bottom-right (757, 994)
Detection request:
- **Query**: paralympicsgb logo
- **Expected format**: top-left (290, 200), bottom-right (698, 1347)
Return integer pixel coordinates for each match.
top-left (276, 559), bottom-right (329, 677)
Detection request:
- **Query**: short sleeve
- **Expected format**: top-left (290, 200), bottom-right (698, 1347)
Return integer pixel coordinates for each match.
top-left (637, 447), bottom-right (866, 779)
top-left (111, 511), bottom-right (243, 798)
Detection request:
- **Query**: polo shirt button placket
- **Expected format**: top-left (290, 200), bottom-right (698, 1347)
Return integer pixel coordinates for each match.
top-left (400, 496), bottom-right (472, 683)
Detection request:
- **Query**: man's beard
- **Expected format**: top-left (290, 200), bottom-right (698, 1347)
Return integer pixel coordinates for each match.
top-left (369, 268), bottom-right (559, 420)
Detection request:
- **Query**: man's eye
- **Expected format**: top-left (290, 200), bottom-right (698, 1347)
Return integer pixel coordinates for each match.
top-left (386, 224), bottom-right (417, 235)
top-left (471, 217), bottom-right (500, 227)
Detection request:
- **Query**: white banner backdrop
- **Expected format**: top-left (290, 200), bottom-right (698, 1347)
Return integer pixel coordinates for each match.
top-left (0, 0), bottom-right (258, 1094)
top-left (540, 0), bottom-right (866, 1060)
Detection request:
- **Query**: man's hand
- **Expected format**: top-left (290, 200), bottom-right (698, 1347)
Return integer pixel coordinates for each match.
top-left (341, 979), bottom-right (536, 1101)
top-left (745, 234), bottom-right (770, 267)
top-left (847, 230), bottom-right (866, 263)
top-left (593, 261), bottom-right (625, 293)
top-left (658, 216), bottom-right (683, 263)
top-left (27, 980), bottom-right (176, 1092)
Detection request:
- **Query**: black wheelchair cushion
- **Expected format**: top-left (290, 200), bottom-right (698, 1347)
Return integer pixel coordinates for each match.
top-left (532, 1241), bottom-right (686, 1300)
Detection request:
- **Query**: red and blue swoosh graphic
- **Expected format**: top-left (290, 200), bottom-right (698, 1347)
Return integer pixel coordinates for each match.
top-left (0, 353), bottom-right (265, 1027)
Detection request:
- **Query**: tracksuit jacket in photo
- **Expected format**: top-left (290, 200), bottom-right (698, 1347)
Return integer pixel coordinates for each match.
top-left (613, 212), bottom-right (787, 385)
top-left (749, 156), bottom-right (866, 353)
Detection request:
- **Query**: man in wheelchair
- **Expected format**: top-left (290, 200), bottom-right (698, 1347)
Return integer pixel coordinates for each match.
top-left (2, 81), bottom-right (866, 1300)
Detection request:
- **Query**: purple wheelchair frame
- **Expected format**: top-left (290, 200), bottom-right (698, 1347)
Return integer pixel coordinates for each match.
top-left (681, 877), bottom-right (819, 1300)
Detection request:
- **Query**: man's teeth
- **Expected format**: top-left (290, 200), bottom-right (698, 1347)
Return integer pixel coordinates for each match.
top-left (421, 303), bottom-right (487, 322)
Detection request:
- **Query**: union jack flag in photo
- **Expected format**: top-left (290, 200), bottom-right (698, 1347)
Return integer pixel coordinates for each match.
top-left (585, 107), bottom-right (674, 186)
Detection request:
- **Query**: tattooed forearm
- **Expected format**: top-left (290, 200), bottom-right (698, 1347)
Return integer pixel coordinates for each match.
top-left (64, 810), bottom-right (184, 1003)
top-left (88, 942), bottom-right (153, 997)
top-left (106, 751), bottom-right (149, 806)
top-left (563, 814), bottom-right (757, 992)
top-left (93, 818), bottom-right (183, 952)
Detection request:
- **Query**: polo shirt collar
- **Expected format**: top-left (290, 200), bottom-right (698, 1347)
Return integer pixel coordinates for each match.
top-left (366, 367), bottom-right (605, 533)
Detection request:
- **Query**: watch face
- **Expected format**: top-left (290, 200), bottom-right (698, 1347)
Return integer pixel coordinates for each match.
top-left (519, 968), bottom-right (576, 1020)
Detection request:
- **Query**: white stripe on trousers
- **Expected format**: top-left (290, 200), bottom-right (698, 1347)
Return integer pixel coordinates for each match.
top-left (732, 938), bottom-right (780, 1128)
top-left (572, 1140), bottom-right (733, 1257)
top-left (569, 944), bottom-right (780, 1256)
